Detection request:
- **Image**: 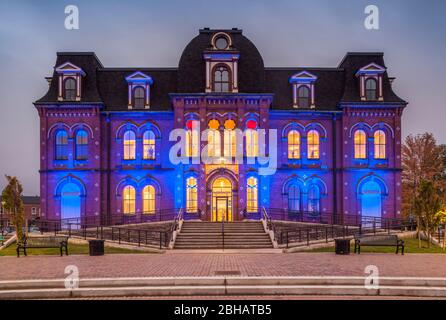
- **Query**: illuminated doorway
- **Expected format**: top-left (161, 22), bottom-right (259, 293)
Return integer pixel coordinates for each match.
top-left (212, 177), bottom-right (233, 222)
top-left (61, 183), bottom-right (81, 223)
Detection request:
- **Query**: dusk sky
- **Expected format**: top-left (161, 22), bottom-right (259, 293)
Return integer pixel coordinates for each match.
top-left (0, 0), bottom-right (445, 195)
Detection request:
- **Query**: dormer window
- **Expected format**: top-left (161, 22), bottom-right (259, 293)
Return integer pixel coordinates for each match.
top-left (289, 71), bottom-right (317, 109)
top-left (356, 63), bottom-right (386, 101)
top-left (211, 32), bottom-right (232, 50)
top-left (133, 86), bottom-right (145, 109)
top-left (365, 78), bottom-right (378, 101)
top-left (55, 62), bottom-right (85, 102)
top-left (297, 86), bottom-right (310, 108)
top-left (125, 71), bottom-right (153, 110)
top-left (213, 65), bottom-right (231, 92)
top-left (64, 78), bottom-right (77, 101)
top-left (204, 32), bottom-right (239, 93)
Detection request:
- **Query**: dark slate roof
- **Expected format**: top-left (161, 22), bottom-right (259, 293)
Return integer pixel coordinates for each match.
top-left (35, 31), bottom-right (407, 112)
top-left (178, 28), bottom-right (265, 93)
top-left (97, 68), bottom-right (177, 111)
top-left (338, 52), bottom-right (407, 104)
top-left (36, 52), bottom-right (104, 104)
top-left (265, 68), bottom-right (345, 110)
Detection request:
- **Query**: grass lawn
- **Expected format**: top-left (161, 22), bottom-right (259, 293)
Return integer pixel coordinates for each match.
top-left (310, 238), bottom-right (446, 254)
top-left (0, 242), bottom-right (148, 256)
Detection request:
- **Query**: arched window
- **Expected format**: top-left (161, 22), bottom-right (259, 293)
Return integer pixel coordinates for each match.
top-left (55, 130), bottom-right (68, 160)
top-left (75, 130), bottom-right (88, 160)
top-left (297, 86), bottom-right (310, 108)
top-left (308, 184), bottom-right (320, 214)
top-left (133, 86), bottom-right (145, 109)
top-left (123, 186), bottom-right (136, 215)
top-left (143, 130), bottom-right (156, 160)
top-left (246, 121), bottom-right (258, 157)
top-left (288, 130), bottom-right (301, 159)
top-left (213, 65), bottom-right (231, 92)
top-left (354, 130), bottom-right (367, 159)
top-left (64, 78), bottom-right (76, 101)
top-left (186, 177), bottom-right (198, 213)
top-left (185, 129), bottom-right (199, 157)
top-left (307, 130), bottom-right (320, 159)
top-left (365, 78), bottom-right (377, 101)
top-left (142, 185), bottom-right (155, 214)
top-left (208, 120), bottom-right (221, 158)
top-left (224, 130), bottom-right (236, 158)
top-left (374, 130), bottom-right (386, 159)
top-left (288, 185), bottom-right (301, 212)
top-left (247, 177), bottom-right (258, 213)
top-left (123, 130), bottom-right (136, 160)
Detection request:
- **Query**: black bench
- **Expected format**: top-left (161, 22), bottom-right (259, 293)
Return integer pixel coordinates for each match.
top-left (17, 236), bottom-right (69, 257)
top-left (354, 234), bottom-right (404, 255)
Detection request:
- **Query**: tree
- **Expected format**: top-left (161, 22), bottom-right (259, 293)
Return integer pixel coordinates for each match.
top-left (402, 133), bottom-right (445, 217)
top-left (413, 180), bottom-right (443, 248)
top-left (1, 176), bottom-right (25, 242)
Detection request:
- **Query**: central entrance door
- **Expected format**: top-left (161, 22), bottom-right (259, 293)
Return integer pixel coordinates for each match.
top-left (216, 197), bottom-right (229, 222)
top-left (212, 177), bottom-right (233, 222)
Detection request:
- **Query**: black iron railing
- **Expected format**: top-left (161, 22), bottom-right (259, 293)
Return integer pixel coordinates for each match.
top-left (36, 208), bottom-right (184, 250)
top-left (261, 207), bottom-right (416, 248)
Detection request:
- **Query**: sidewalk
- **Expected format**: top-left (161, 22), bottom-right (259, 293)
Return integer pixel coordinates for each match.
top-left (1, 252), bottom-right (445, 281)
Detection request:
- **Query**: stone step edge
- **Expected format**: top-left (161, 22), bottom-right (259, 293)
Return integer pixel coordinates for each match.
top-left (3, 276), bottom-right (446, 290)
top-left (3, 285), bottom-right (446, 299)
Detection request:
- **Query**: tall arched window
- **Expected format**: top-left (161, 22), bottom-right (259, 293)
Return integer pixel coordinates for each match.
top-left (365, 78), bottom-right (377, 101)
top-left (307, 130), bottom-right (320, 159)
top-left (374, 130), bottom-right (386, 159)
top-left (354, 130), bottom-right (367, 159)
top-left (247, 177), bottom-right (258, 213)
top-left (308, 184), bottom-right (320, 214)
top-left (288, 185), bottom-right (301, 212)
top-left (186, 177), bottom-right (198, 213)
top-left (75, 130), bottom-right (88, 160)
top-left (213, 65), bottom-right (231, 92)
top-left (288, 130), bottom-right (301, 159)
top-left (224, 119), bottom-right (237, 158)
top-left (133, 86), bottom-right (145, 109)
top-left (64, 78), bottom-right (76, 101)
top-left (123, 130), bottom-right (136, 160)
top-left (55, 130), bottom-right (68, 160)
top-left (142, 185), bottom-right (155, 214)
top-left (297, 86), bottom-right (310, 108)
top-left (123, 186), bottom-right (136, 215)
top-left (208, 120), bottom-right (221, 158)
top-left (246, 121), bottom-right (258, 157)
top-left (186, 129), bottom-right (199, 157)
top-left (143, 130), bottom-right (156, 160)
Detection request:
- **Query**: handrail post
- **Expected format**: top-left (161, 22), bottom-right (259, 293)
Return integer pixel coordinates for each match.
top-left (326, 227), bottom-right (328, 243)
top-left (307, 229), bottom-right (309, 246)
top-left (118, 228), bottom-right (121, 244)
top-left (138, 230), bottom-right (141, 247)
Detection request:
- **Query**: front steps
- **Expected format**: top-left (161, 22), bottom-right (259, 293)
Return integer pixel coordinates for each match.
top-left (174, 221), bottom-right (273, 249)
top-left (3, 277), bottom-right (446, 299)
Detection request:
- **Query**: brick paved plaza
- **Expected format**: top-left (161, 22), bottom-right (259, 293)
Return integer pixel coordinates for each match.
top-left (1, 252), bottom-right (445, 281)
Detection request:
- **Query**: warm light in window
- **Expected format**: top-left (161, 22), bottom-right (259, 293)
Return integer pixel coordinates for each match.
top-left (354, 130), bottom-right (367, 159)
top-left (374, 130), bottom-right (386, 159)
top-left (123, 186), bottom-right (135, 215)
top-left (142, 185), bottom-right (155, 214)
top-left (288, 130), bottom-right (300, 159)
top-left (307, 130), bottom-right (320, 159)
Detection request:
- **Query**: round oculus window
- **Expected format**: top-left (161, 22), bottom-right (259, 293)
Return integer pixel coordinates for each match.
top-left (215, 36), bottom-right (229, 50)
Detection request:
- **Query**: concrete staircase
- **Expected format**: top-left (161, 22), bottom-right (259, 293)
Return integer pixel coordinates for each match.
top-left (174, 221), bottom-right (273, 249)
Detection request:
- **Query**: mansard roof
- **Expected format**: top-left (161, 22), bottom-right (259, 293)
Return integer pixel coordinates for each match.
top-left (338, 52), bottom-right (406, 104)
top-left (35, 30), bottom-right (407, 111)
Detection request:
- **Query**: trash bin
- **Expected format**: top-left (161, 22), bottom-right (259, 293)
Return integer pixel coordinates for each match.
top-left (335, 239), bottom-right (350, 255)
top-left (88, 239), bottom-right (105, 256)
